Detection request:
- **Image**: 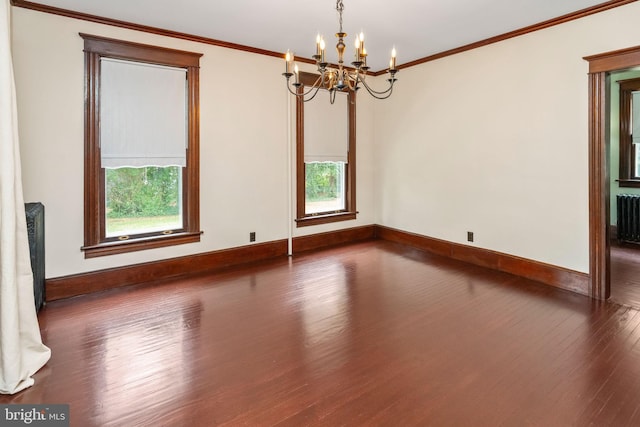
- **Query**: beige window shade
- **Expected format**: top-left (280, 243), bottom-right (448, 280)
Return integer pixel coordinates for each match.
top-left (100, 58), bottom-right (187, 168)
top-left (303, 89), bottom-right (348, 163)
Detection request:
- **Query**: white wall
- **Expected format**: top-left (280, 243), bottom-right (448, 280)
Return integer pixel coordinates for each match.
top-left (12, 2), bottom-right (640, 280)
top-left (374, 2), bottom-right (640, 273)
top-left (11, 7), bottom-right (376, 278)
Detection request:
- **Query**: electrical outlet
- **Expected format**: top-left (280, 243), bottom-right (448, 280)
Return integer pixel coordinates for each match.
top-left (250, 232), bottom-right (256, 242)
top-left (467, 231), bottom-right (474, 242)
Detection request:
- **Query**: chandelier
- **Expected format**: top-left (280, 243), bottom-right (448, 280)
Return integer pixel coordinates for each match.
top-left (282, 0), bottom-right (398, 103)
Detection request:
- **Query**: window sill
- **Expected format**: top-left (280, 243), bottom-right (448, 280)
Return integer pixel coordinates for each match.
top-left (295, 211), bottom-right (357, 227)
top-left (617, 179), bottom-right (640, 188)
top-left (81, 231), bottom-right (202, 258)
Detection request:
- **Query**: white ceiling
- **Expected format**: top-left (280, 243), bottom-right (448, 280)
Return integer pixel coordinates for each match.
top-left (29, 0), bottom-right (609, 71)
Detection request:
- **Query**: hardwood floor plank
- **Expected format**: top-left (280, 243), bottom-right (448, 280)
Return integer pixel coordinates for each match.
top-left (3, 241), bottom-right (640, 426)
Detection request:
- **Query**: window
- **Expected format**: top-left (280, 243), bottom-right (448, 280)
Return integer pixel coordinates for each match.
top-left (81, 34), bottom-right (202, 258)
top-left (305, 162), bottom-right (346, 214)
top-left (105, 166), bottom-right (182, 238)
top-left (618, 78), bottom-right (640, 187)
top-left (296, 72), bottom-right (357, 227)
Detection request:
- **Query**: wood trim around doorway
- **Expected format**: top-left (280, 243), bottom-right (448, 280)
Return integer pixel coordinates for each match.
top-left (584, 44), bottom-right (640, 300)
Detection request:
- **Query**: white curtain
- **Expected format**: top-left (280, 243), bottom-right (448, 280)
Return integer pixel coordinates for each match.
top-left (0, 0), bottom-right (51, 394)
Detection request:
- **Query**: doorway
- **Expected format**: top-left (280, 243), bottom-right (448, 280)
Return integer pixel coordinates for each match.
top-left (609, 70), bottom-right (640, 307)
top-left (585, 45), bottom-right (640, 303)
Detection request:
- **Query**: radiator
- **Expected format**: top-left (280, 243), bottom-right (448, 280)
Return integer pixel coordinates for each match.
top-left (25, 202), bottom-right (45, 312)
top-left (617, 194), bottom-right (640, 243)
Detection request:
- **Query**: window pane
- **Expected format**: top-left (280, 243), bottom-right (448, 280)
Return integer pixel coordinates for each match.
top-left (305, 162), bottom-right (345, 214)
top-left (105, 166), bottom-right (182, 237)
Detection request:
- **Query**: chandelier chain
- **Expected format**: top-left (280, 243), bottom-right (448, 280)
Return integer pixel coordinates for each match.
top-left (336, 0), bottom-right (344, 33)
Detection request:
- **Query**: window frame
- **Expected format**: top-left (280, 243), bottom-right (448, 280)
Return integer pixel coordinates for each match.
top-left (618, 77), bottom-right (640, 188)
top-left (80, 34), bottom-right (202, 258)
top-left (295, 71), bottom-right (357, 227)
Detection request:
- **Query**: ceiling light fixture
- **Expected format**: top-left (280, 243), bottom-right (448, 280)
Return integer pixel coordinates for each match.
top-left (282, 0), bottom-right (398, 103)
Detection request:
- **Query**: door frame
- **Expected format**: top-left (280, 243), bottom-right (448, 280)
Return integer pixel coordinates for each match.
top-left (585, 45), bottom-right (640, 299)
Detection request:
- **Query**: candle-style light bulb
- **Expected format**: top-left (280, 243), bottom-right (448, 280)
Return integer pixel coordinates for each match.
top-left (320, 38), bottom-right (326, 63)
top-left (285, 50), bottom-right (292, 74)
top-left (316, 33), bottom-right (321, 56)
top-left (390, 47), bottom-right (397, 70)
top-left (354, 37), bottom-right (360, 60)
top-left (294, 64), bottom-right (299, 84)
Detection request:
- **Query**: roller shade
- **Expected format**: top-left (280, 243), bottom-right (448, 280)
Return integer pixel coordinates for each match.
top-left (100, 58), bottom-right (187, 168)
top-left (304, 89), bottom-right (348, 163)
top-left (633, 91), bottom-right (640, 145)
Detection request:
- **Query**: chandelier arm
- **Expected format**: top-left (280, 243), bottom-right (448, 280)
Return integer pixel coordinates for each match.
top-left (286, 79), bottom-right (326, 102)
top-left (362, 84), bottom-right (394, 100)
top-left (285, 74), bottom-right (326, 97)
top-left (284, 84), bottom-right (302, 97)
top-left (356, 74), bottom-right (392, 94)
top-left (345, 75), bottom-right (356, 91)
top-left (357, 78), bottom-right (395, 100)
top-left (300, 83), bottom-right (325, 102)
top-left (330, 89), bottom-right (337, 104)
top-left (347, 71), bottom-right (394, 97)
top-left (285, 82), bottom-right (310, 97)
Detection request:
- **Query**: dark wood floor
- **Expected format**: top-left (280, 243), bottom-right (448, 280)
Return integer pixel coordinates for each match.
top-left (3, 240), bottom-right (640, 426)
top-left (611, 241), bottom-right (640, 308)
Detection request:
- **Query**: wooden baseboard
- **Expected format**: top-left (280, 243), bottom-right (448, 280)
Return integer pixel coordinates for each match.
top-left (375, 225), bottom-right (590, 296)
top-left (46, 240), bottom-right (289, 301)
top-left (45, 226), bottom-right (377, 301)
top-left (292, 225), bottom-right (376, 253)
top-left (46, 224), bottom-right (589, 301)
